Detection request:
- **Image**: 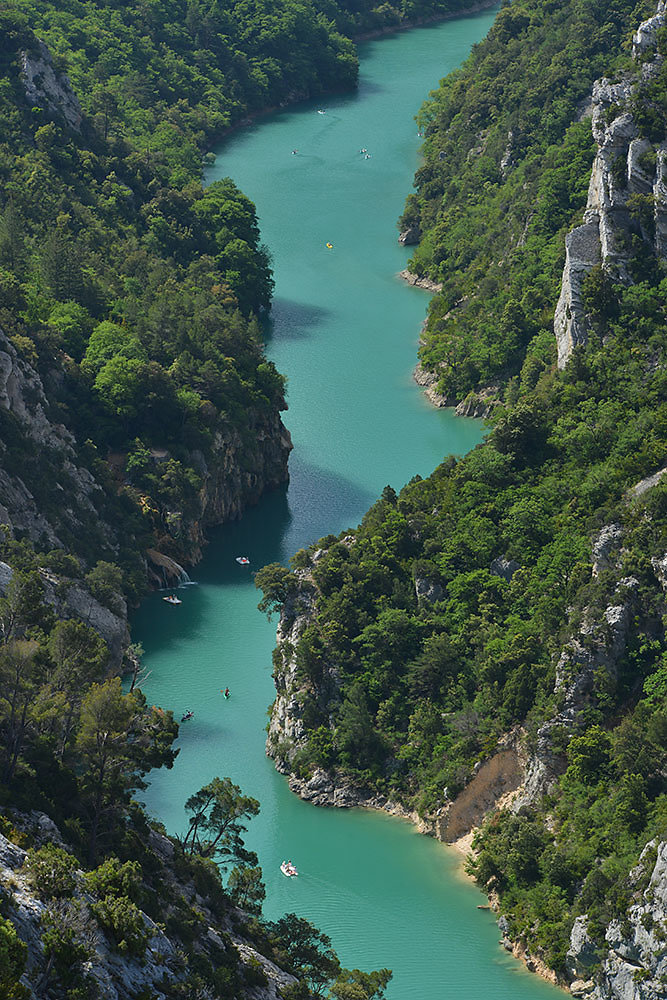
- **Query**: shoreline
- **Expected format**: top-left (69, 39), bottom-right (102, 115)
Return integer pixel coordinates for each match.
top-left (204, 1), bottom-right (499, 157)
top-left (281, 767), bottom-right (566, 992)
top-left (354, 0), bottom-right (500, 42)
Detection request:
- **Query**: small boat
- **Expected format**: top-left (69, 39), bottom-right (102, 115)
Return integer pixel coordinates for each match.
top-left (235, 556), bottom-right (250, 565)
top-left (163, 594), bottom-right (182, 605)
top-left (317, 109), bottom-right (326, 115)
top-left (326, 242), bottom-right (333, 249)
top-left (181, 710), bottom-right (194, 722)
top-left (280, 860), bottom-right (298, 877)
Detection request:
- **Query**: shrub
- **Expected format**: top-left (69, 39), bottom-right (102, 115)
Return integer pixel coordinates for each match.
top-left (84, 857), bottom-right (142, 902)
top-left (25, 844), bottom-right (78, 900)
top-left (91, 894), bottom-right (150, 956)
top-left (0, 915), bottom-right (29, 999)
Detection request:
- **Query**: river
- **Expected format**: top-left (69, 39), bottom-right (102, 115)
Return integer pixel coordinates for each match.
top-left (132, 10), bottom-right (564, 998)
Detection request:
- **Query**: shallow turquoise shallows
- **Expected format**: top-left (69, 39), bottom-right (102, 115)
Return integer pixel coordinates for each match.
top-left (133, 11), bottom-right (564, 998)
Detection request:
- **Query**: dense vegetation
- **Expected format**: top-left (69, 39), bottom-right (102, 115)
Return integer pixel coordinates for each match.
top-left (258, 0), bottom-right (667, 976)
top-left (0, 0), bottom-right (485, 995)
top-left (0, 0), bottom-right (485, 580)
top-left (0, 532), bottom-right (393, 997)
top-left (401, 0), bottom-right (657, 402)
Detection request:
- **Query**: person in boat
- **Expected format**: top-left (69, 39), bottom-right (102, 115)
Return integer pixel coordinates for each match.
top-left (181, 710), bottom-right (193, 722)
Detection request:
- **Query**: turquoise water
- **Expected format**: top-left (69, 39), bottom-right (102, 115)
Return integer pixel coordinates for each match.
top-left (133, 12), bottom-right (564, 998)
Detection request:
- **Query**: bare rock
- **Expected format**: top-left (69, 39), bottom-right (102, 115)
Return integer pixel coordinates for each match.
top-left (490, 555), bottom-right (520, 582)
top-left (414, 576), bottom-right (444, 603)
top-left (20, 41), bottom-right (83, 131)
top-left (566, 917), bottom-right (599, 980)
top-left (398, 225), bottom-right (420, 245)
top-left (591, 524), bottom-right (623, 576)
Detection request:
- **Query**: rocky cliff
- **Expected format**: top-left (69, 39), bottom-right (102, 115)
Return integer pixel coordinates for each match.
top-left (0, 812), bottom-right (297, 1000)
top-left (182, 412), bottom-right (292, 565)
top-left (555, 2), bottom-right (667, 368)
top-left (565, 842), bottom-right (667, 1000)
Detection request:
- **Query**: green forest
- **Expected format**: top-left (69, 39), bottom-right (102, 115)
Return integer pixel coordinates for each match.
top-left (258, 0), bottom-right (667, 978)
top-left (0, 0), bottom-right (480, 586)
top-left (401, 0), bottom-right (658, 402)
top-left (0, 0), bottom-right (481, 996)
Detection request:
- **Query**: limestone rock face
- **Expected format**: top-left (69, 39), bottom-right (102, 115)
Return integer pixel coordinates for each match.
top-left (0, 819), bottom-right (299, 1000)
top-left (555, 4), bottom-right (667, 368)
top-left (554, 221), bottom-right (601, 368)
top-left (0, 561), bottom-right (129, 668)
top-left (266, 571), bottom-right (327, 770)
top-left (566, 917), bottom-right (599, 980)
top-left (414, 575), bottom-right (444, 604)
top-left (591, 524), bottom-right (623, 576)
top-left (398, 225), bottom-right (420, 245)
top-left (579, 842), bottom-right (667, 1000)
top-left (20, 41), bottom-right (83, 131)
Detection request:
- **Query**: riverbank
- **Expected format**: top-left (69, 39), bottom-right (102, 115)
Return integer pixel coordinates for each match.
top-left (140, 11), bottom-right (564, 1000)
top-left (205, 2), bottom-right (499, 159)
top-left (353, 0), bottom-right (500, 41)
top-left (281, 766), bottom-right (566, 991)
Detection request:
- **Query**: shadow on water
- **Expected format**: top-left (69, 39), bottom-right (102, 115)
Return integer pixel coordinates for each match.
top-left (262, 298), bottom-right (331, 345)
top-left (132, 587), bottom-right (210, 658)
top-left (202, 453), bottom-right (377, 574)
top-left (283, 452), bottom-right (378, 553)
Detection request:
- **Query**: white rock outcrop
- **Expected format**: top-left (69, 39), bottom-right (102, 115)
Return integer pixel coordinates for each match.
top-left (20, 41), bottom-right (83, 131)
top-left (555, 2), bottom-right (667, 368)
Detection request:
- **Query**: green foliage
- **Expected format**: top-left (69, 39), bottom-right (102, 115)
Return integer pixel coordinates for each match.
top-left (0, 915), bottom-right (29, 999)
top-left (329, 967), bottom-right (392, 999)
top-left (268, 913), bottom-right (341, 993)
top-left (25, 843), bottom-right (78, 900)
top-left (77, 678), bottom-right (178, 861)
top-left (255, 562), bottom-right (297, 618)
top-left (83, 561), bottom-right (124, 614)
top-left (91, 894), bottom-right (150, 956)
top-left (180, 776), bottom-right (260, 866)
top-left (227, 865), bottom-right (266, 915)
top-left (40, 900), bottom-right (96, 993)
top-left (402, 0), bottom-right (649, 401)
top-left (84, 857), bottom-right (142, 903)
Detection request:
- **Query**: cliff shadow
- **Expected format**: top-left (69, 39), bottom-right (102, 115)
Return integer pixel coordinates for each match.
top-left (280, 452), bottom-right (377, 557)
top-left (262, 298), bottom-right (331, 344)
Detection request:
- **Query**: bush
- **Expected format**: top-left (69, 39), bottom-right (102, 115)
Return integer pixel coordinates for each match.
top-left (0, 915), bottom-right (29, 999)
top-left (91, 894), bottom-right (150, 957)
top-left (84, 857), bottom-right (142, 902)
top-left (25, 844), bottom-right (78, 900)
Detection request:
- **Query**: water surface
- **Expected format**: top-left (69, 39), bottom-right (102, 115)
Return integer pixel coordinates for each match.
top-left (134, 12), bottom-right (564, 998)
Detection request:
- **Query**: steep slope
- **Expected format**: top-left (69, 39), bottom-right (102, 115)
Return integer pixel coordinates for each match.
top-left (259, 1), bottom-right (667, 991)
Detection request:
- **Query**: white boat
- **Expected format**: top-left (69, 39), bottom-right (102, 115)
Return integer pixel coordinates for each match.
top-left (235, 556), bottom-right (250, 565)
top-left (163, 594), bottom-right (182, 605)
top-left (280, 860), bottom-right (298, 877)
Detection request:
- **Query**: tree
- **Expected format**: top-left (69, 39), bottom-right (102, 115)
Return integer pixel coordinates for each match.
top-left (0, 570), bottom-right (47, 644)
top-left (0, 914), bottom-right (29, 999)
top-left (227, 865), bottom-right (265, 914)
top-left (77, 678), bottom-right (178, 861)
top-left (47, 620), bottom-right (109, 757)
top-left (180, 776), bottom-right (259, 866)
top-left (84, 561), bottom-right (124, 615)
top-left (269, 913), bottom-right (341, 995)
top-left (0, 639), bottom-right (52, 782)
top-left (329, 968), bottom-right (392, 1000)
top-left (255, 563), bottom-right (294, 619)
